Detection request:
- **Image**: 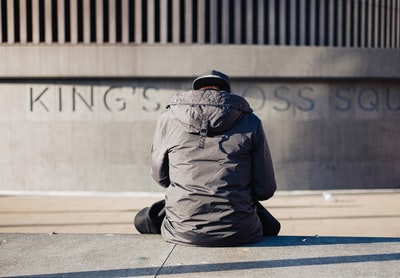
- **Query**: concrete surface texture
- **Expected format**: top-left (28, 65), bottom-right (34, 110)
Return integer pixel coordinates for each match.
top-left (1, 191), bottom-right (399, 277)
top-left (1, 79), bottom-right (399, 192)
top-left (1, 233), bottom-right (399, 278)
top-left (2, 46), bottom-right (400, 78)
top-left (0, 191), bottom-right (399, 237)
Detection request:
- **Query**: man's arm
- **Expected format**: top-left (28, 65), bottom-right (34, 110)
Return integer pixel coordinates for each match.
top-left (151, 112), bottom-right (170, 188)
top-left (251, 120), bottom-right (277, 200)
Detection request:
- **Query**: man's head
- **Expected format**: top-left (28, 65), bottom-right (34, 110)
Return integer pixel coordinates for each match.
top-left (192, 70), bottom-right (231, 92)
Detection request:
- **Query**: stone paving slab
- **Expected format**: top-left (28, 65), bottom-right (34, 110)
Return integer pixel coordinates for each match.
top-left (0, 234), bottom-right (172, 278)
top-left (159, 236), bottom-right (400, 278)
top-left (1, 234), bottom-right (399, 278)
top-left (0, 191), bottom-right (399, 277)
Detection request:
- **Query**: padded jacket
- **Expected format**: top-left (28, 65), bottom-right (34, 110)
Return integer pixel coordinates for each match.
top-left (151, 89), bottom-right (276, 246)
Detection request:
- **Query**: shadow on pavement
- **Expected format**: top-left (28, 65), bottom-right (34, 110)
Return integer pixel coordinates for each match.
top-left (249, 235), bottom-right (400, 247)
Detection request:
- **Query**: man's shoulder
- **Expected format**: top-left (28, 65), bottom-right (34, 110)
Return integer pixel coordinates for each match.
top-left (243, 110), bottom-right (261, 122)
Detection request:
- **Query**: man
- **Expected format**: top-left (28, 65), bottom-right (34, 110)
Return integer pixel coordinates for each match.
top-left (134, 70), bottom-right (280, 246)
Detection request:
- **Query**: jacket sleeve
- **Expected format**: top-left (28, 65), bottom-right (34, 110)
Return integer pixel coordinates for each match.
top-left (150, 112), bottom-right (171, 188)
top-left (251, 119), bottom-right (277, 201)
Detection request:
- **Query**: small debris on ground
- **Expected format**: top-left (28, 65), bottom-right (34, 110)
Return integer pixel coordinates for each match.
top-left (323, 192), bottom-right (337, 202)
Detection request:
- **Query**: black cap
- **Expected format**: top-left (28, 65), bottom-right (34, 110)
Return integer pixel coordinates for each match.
top-left (192, 70), bottom-right (231, 92)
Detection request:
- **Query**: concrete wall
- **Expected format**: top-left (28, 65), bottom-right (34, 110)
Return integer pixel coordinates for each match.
top-left (1, 45), bottom-right (400, 78)
top-left (1, 46), bottom-right (399, 192)
top-left (1, 1), bottom-right (399, 192)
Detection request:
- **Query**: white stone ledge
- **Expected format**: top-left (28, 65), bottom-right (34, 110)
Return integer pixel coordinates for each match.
top-left (0, 45), bottom-right (399, 79)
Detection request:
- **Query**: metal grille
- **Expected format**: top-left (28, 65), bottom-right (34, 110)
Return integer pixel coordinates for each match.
top-left (0, 0), bottom-right (399, 48)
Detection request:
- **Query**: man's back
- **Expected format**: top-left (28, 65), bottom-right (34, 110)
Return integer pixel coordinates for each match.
top-left (151, 89), bottom-right (276, 246)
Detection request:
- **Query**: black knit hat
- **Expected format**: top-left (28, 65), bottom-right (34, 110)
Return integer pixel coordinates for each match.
top-left (192, 70), bottom-right (231, 92)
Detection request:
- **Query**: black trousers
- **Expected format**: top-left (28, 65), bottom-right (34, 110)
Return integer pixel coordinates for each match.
top-left (134, 199), bottom-right (281, 237)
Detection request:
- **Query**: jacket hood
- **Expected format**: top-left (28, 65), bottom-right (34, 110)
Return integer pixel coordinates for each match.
top-left (166, 90), bottom-right (252, 136)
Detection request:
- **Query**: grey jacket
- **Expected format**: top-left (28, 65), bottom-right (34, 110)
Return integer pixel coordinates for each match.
top-left (151, 89), bottom-right (276, 246)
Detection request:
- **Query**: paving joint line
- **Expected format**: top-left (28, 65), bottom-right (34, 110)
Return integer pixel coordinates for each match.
top-left (154, 243), bottom-right (177, 278)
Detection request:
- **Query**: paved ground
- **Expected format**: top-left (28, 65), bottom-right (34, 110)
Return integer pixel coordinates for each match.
top-left (1, 233), bottom-right (400, 278)
top-left (0, 190), bottom-right (399, 237)
top-left (0, 190), bottom-right (399, 277)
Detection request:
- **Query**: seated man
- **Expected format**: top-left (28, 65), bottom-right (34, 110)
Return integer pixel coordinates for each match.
top-left (135, 70), bottom-right (280, 246)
